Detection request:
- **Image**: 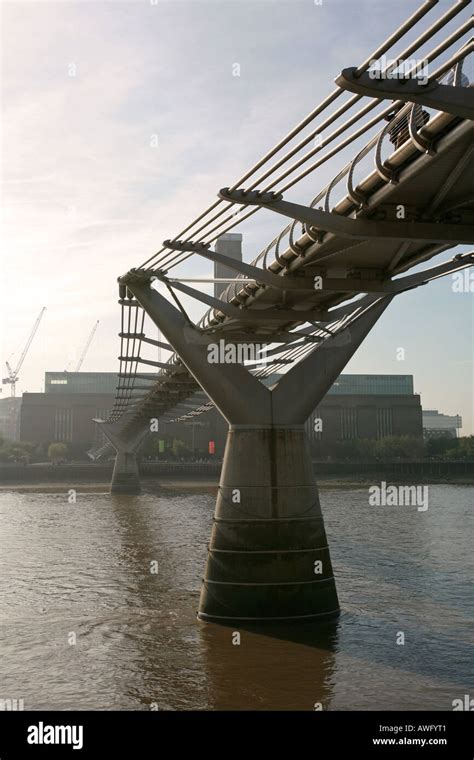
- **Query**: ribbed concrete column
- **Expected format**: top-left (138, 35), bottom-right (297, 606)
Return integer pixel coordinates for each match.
top-left (198, 425), bottom-right (339, 622)
top-left (111, 451), bottom-right (141, 495)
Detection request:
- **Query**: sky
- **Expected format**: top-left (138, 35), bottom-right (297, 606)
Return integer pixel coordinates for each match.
top-left (1, 0), bottom-right (472, 432)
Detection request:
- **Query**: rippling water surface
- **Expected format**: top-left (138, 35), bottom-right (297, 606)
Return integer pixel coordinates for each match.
top-left (0, 484), bottom-right (472, 710)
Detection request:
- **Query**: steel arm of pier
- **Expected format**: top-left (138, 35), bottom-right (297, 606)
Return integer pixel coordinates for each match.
top-left (272, 296), bottom-right (394, 423)
top-left (335, 65), bottom-right (474, 121)
top-left (119, 268), bottom-right (393, 424)
top-left (219, 188), bottom-right (474, 245)
top-left (97, 421), bottom-right (149, 454)
top-left (119, 273), bottom-right (271, 425)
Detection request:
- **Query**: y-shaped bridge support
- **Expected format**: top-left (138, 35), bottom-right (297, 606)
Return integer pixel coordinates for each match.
top-left (99, 422), bottom-right (149, 494)
top-left (122, 270), bottom-right (393, 622)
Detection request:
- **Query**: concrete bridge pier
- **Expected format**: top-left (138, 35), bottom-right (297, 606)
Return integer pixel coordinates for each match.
top-left (110, 450), bottom-right (141, 494)
top-left (99, 422), bottom-right (148, 495)
top-left (124, 274), bottom-right (392, 622)
top-left (199, 424), bottom-right (338, 621)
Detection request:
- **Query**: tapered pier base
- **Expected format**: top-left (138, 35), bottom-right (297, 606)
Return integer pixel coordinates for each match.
top-left (110, 451), bottom-right (141, 494)
top-left (198, 426), bottom-right (339, 622)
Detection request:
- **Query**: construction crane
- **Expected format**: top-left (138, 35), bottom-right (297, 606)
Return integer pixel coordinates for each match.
top-left (2, 307), bottom-right (46, 397)
top-left (75, 320), bottom-right (99, 372)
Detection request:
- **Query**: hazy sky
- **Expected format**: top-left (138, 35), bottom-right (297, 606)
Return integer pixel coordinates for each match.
top-left (1, 0), bottom-right (472, 432)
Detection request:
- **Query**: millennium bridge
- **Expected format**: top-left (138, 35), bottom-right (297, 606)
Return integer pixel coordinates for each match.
top-left (90, 0), bottom-right (474, 622)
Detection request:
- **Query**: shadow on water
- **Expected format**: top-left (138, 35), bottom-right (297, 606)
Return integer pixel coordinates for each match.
top-left (106, 492), bottom-right (215, 709)
top-left (197, 618), bottom-right (340, 710)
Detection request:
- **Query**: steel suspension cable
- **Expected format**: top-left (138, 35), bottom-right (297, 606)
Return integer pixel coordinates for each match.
top-left (139, 0), bottom-right (443, 271)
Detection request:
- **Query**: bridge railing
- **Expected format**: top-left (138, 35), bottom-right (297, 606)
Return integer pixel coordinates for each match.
top-left (240, 47), bottom-right (473, 286)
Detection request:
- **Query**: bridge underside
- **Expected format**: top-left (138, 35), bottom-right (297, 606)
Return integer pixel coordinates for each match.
top-left (94, 6), bottom-right (474, 622)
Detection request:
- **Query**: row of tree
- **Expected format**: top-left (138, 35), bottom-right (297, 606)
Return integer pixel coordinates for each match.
top-left (0, 436), bottom-right (197, 463)
top-left (309, 435), bottom-right (474, 461)
top-left (0, 438), bottom-right (68, 464)
top-left (1, 434), bottom-right (474, 464)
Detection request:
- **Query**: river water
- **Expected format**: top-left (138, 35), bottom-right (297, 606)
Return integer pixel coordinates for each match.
top-left (0, 483), bottom-right (472, 711)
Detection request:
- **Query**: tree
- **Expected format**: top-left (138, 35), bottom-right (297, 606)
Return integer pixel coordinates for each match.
top-left (374, 435), bottom-right (424, 460)
top-left (0, 439), bottom-right (35, 463)
top-left (48, 442), bottom-right (68, 464)
top-left (424, 435), bottom-right (474, 460)
top-left (452, 435), bottom-right (474, 460)
top-left (425, 436), bottom-right (457, 458)
top-left (0, 441), bottom-right (13, 463)
top-left (143, 434), bottom-right (172, 459)
top-left (171, 438), bottom-right (191, 458)
top-left (332, 438), bottom-right (376, 460)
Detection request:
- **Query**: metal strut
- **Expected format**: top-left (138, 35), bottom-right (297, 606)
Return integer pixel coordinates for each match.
top-left (163, 239), bottom-right (317, 291)
top-left (129, 266), bottom-right (333, 323)
top-left (218, 188), bottom-right (474, 245)
top-left (335, 65), bottom-right (474, 121)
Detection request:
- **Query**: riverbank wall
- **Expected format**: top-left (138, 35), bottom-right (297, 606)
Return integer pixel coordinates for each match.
top-left (1, 460), bottom-right (473, 485)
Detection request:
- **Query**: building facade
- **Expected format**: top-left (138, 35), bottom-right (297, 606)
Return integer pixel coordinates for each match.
top-left (20, 392), bottom-right (114, 453)
top-left (20, 372), bottom-right (118, 454)
top-left (213, 233), bottom-right (243, 300)
top-left (304, 393), bottom-right (422, 455)
top-left (422, 409), bottom-right (462, 439)
top-left (45, 372), bottom-right (118, 394)
top-left (0, 397), bottom-right (22, 442)
top-left (162, 375), bottom-right (423, 457)
top-left (19, 371), bottom-right (423, 458)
